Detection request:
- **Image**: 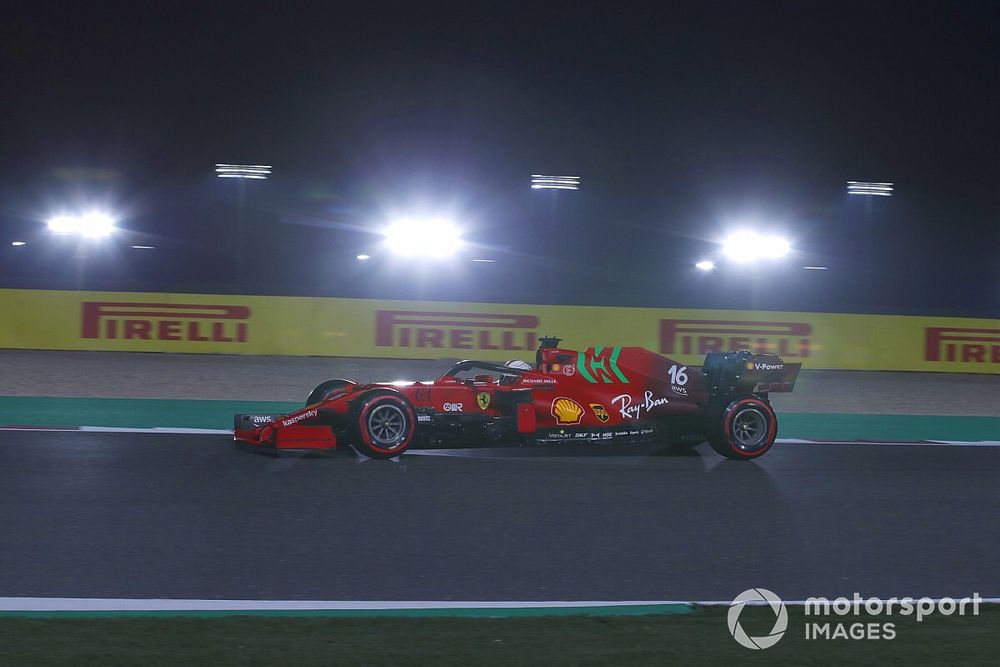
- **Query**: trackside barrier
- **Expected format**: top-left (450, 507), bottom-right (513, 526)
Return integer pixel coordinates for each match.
top-left (0, 288), bottom-right (997, 373)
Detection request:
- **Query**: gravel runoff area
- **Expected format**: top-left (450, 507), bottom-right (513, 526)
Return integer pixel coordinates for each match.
top-left (0, 349), bottom-right (996, 416)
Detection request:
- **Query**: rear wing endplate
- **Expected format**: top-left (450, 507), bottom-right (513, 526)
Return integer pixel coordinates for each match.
top-left (746, 361), bottom-right (801, 393)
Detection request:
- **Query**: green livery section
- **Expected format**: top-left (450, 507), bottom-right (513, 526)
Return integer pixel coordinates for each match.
top-left (576, 347), bottom-right (630, 383)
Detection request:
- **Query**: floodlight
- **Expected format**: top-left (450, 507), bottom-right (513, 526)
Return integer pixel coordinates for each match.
top-left (77, 212), bottom-right (116, 238)
top-left (47, 215), bottom-right (77, 234)
top-left (47, 212), bottom-right (116, 238)
top-left (215, 163), bottom-right (272, 179)
top-left (384, 218), bottom-right (463, 258)
top-left (722, 231), bottom-right (790, 262)
top-left (531, 175), bottom-right (580, 190)
top-left (695, 259), bottom-right (715, 271)
top-left (847, 181), bottom-right (893, 196)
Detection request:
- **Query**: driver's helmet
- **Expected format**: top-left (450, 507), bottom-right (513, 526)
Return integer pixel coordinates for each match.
top-left (504, 359), bottom-right (532, 371)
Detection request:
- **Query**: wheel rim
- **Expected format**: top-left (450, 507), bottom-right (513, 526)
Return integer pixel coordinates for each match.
top-left (732, 407), bottom-right (768, 452)
top-left (366, 404), bottom-right (407, 448)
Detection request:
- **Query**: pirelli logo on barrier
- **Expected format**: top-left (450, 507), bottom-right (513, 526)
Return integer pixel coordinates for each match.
top-left (925, 327), bottom-right (1000, 364)
top-left (0, 288), bottom-right (992, 372)
top-left (81, 302), bottom-right (250, 343)
top-left (375, 310), bottom-right (539, 351)
top-left (659, 319), bottom-right (813, 358)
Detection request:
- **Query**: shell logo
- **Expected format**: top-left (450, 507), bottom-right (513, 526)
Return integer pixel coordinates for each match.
top-left (551, 397), bottom-right (584, 425)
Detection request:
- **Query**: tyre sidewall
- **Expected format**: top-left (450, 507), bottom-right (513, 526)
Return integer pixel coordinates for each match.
top-left (352, 391), bottom-right (416, 458)
top-left (710, 396), bottom-right (777, 460)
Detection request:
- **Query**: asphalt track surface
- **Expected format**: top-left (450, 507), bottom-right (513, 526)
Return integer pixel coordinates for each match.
top-left (1, 431), bottom-right (998, 602)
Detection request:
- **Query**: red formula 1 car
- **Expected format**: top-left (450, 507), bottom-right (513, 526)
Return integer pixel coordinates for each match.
top-left (234, 337), bottom-right (801, 460)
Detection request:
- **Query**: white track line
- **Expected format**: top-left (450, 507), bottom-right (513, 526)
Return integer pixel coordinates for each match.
top-left (1, 426), bottom-right (997, 446)
top-left (0, 426), bottom-right (232, 434)
top-left (0, 427), bottom-right (82, 432)
top-left (688, 598), bottom-right (1000, 605)
top-left (1, 597), bottom-right (996, 612)
top-left (928, 439), bottom-right (1000, 446)
top-left (79, 426), bottom-right (232, 435)
top-left (0, 598), bottom-right (680, 612)
top-left (777, 438), bottom-right (1000, 447)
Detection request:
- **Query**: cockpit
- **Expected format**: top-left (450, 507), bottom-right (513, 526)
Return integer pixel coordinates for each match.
top-left (439, 359), bottom-right (536, 385)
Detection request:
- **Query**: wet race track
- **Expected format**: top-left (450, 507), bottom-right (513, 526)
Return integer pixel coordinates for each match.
top-left (1, 430), bottom-right (998, 602)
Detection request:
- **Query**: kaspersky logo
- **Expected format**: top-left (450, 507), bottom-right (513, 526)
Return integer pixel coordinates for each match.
top-left (924, 327), bottom-right (1000, 364)
top-left (281, 409), bottom-right (317, 427)
top-left (376, 310), bottom-right (539, 351)
top-left (81, 302), bottom-right (249, 342)
top-left (660, 319), bottom-right (812, 358)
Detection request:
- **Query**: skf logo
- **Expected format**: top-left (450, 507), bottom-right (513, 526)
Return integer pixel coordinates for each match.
top-left (925, 327), bottom-right (1000, 364)
top-left (376, 311), bottom-right (539, 351)
top-left (660, 320), bottom-right (812, 358)
top-left (590, 403), bottom-right (609, 423)
top-left (81, 302), bottom-right (249, 343)
top-left (552, 397), bottom-right (584, 425)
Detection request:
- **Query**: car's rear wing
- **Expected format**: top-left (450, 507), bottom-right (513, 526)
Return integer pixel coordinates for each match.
top-left (744, 359), bottom-right (801, 393)
top-left (702, 351), bottom-right (801, 398)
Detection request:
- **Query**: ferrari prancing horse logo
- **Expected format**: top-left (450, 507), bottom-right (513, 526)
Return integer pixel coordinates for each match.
top-left (590, 403), bottom-right (609, 423)
top-left (477, 392), bottom-right (491, 410)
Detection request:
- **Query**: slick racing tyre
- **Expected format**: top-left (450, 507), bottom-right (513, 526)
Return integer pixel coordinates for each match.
top-left (707, 396), bottom-right (777, 460)
top-left (306, 379), bottom-right (354, 406)
top-left (350, 391), bottom-right (417, 459)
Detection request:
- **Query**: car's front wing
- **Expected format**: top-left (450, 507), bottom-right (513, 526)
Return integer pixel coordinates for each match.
top-left (233, 411), bottom-right (338, 451)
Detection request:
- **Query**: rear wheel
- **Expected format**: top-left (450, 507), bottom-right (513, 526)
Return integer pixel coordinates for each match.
top-left (350, 392), bottom-right (416, 459)
top-left (306, 379), bottom-right (353, 406)
top-left (707, 396), bottom-right (777, 460)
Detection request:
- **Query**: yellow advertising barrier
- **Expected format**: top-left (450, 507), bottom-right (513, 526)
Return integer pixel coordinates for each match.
top-left (0, 288), bottom-right (997, 373)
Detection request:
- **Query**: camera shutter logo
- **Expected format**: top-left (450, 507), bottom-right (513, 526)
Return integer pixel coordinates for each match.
top-left (728, 588), bottom-right (788, 649)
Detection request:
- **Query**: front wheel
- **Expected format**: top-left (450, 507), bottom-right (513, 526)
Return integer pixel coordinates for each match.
top-left (306, 379), bottom-right (354, 406)
top-left (707, 397), bottom-right (777, 460)
top-left (350, 392), bottom-right (416, 459)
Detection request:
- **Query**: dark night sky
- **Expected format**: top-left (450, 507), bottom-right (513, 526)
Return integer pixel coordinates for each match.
top-left (1, 1), bottom-right (998, 315)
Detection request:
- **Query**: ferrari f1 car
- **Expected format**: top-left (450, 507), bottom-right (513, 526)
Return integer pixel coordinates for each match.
top-left (234, 337), bottom-right (801, 460)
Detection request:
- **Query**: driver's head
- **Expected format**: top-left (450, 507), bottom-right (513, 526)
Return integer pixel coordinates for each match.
top-left (504, 359), bottom-right (532, 371)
